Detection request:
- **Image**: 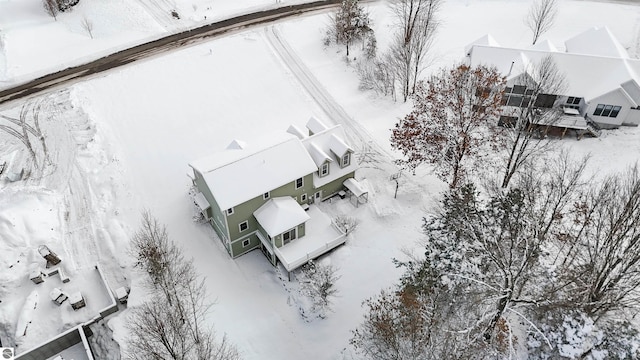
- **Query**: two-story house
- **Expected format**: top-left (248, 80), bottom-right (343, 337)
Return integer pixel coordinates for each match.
top-left (189, 117), bottom-right (360, 272)
top-left (466, 26), bottom-right (640, 133)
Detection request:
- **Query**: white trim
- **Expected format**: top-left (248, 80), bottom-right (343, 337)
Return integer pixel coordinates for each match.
top-left (239, 220), bottom-right (249, 232)
top-left (341, 152), bottom-right (351, 168)
top-left (315, 191), bottom-right (322, 199)
top-left (320, 162), bottom-right (330, 177)
top-left (223, 208), bottom-right (231, 255)
top-left (227, 207), bottom-right (234, 215)
top-left (295, 177), bottom-right (304, 189)
top-left (301, 193), bottom-right (308, 203)
top-left (242, 238), bottom-right (251, 248)
top-left (263, 192), bottom-right (270, 200)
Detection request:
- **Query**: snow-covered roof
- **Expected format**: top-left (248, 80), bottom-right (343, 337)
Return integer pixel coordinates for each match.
top-left (467, 27), bottom-right (640, 101)
top-left (190, 133), bottom-right (318, 210)
top-left (621, 79), bottom-right (640, 105)
top-left (530, 39), bottom-right (558, 52)
top-left (468, 45), bottom-right (640, 102)
top-left (226, 139), bottom-right (246, 150)
top-left (465, 34), bottom-right (500, 55)
top-left (287, 124), bottom-right (307, 140)
top-left (301, 125), bottom-right (358, 188)
top-left (344, 178), bottom-right (368, 197)
top-left (69, 292), bottom-right (83, 304)
top-left (328, 133), bottom-right (353, 157)
top-left (307, 142), bottom-right (333, 167)
top-left (254, 197), bottom-right (310, 237)
top-left (306, 116), bottom-right (330, 135)
top-left (565, 26), bottom-right (629, 59)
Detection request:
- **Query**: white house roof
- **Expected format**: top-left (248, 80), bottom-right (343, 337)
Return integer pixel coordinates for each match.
top-left (307, 142), bottom-right (333, 167)
top-left (306, 116), bottom-right (330, 135)
top-left (254, 197), bottom-right (310, 237)
top-left (226, 139), bottom-right (246, 150)
top-left (468, 44), bottom-right (640, 102)
top-left (328, 133), bottom-right (353, 157)
top-left (189, 133), bottom-right (318, 210)
top-left (302, 124), bottom-right (357, 188)
top-left (286, 124), bottom-right (307, 140)
top-left (464, 34), bottom-right (500, 55)
top-left (565, 26), bottom-right (629, 59)
top-left (344, 178), bottom-right (368, 197)
top-left (529, 39), bottom-right (558, 52)
top-left (621, 79), bottom-right (640, 105)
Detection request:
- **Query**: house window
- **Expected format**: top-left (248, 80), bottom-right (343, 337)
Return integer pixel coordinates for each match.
top-left (301, 193), bottom-right (307, 203)
top-left (242, 238), bottom-right (251, 248)
top-left (239, 221), bottom-right (248, 232)
top-left (282, 228), bottom-right (296, 245)
top-left (315, 191), bottom-right (321, 200)
top-left (611, 106), bottom-right (621, 118)
top-left (594, 104), bottom-right (622, 118)
top-left (263, 192), bottom-right (270, 200)
top-left (226, 207), bottom-right (234, 215)
top-left (567, 97), bottom-right (581, 105)
top-left (502, 85), bottom-right (532, 108)
top-left (342, 153), bottom-right (351, 167)
top-left (320, 163), bottom-right (329, 177)
top-left (295, 177), bottom-right (303, 189)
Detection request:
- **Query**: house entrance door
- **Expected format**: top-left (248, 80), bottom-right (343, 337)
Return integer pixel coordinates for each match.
top-left (282, 228), bottom-right (297, 245)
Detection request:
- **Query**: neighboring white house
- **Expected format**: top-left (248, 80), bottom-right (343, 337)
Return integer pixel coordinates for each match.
top-left (466, 26), bottom-right (640, 130)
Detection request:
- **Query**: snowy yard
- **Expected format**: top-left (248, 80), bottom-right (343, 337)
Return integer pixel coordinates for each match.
top-left (1, 0), bottom-right (640, 359)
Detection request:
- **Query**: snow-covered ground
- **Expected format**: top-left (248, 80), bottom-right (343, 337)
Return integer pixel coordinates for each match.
top-left (1, 0), bottom-right (640, 359)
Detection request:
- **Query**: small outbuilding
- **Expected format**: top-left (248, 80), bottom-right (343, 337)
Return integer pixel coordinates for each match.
top-left (343, 178), bottom-right (369, 207)
top-left (50, 288), bottom-right (68, 305)
top-left (115, 286), bottom-right (129, 304)
top-left (69, 292), bottom-right (86, 310)
top-left (30, 269), bottom-right (44, 284)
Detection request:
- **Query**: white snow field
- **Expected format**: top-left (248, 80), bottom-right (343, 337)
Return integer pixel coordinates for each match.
top-left (1, 0), bottom-right (640, 359)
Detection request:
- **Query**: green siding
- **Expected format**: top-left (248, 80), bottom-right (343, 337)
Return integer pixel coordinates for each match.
top-left (193, 170), bottom-right (229, 251)
top-left (225, 173), bottom-right (314, 243)
top-left (317, 171), bottom-right (355, 200)
top-left (230, 233), bottom-right (260, 257)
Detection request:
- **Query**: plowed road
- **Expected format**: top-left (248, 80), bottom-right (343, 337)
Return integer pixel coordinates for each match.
top-left (0, 0), bottom-right (342, 106)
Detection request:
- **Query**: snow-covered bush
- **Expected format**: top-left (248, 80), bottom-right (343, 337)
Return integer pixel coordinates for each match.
top-left (297, 260), bottom-right (340, 319)
top-left (333, 215), bottom-right (358, 234)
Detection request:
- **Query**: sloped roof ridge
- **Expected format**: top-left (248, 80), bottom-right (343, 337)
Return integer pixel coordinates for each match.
top-left (196, 134), bottom-right (297, 174)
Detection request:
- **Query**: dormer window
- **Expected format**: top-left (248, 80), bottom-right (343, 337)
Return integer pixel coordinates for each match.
top-left (320, 163), bottom-right (329, 177)
top-left (341, 153), bottom-right (351, 167)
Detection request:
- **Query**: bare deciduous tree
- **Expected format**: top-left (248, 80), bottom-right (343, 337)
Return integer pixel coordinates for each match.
top-left (525, 0), bottom-right (557, 45)
top-left (551, 165), bottom-right (640, 319)
top-left (43, 0), bottom-right (59, 20)
top-left (128, 211), bottom-right (240, 360)
top-left (388, 0), bottom-right (442, 101)
top-left (390, 64), bottom-right (505, 188)
top-left (356, 57), bottom-right (396, 99)
top-left (500, 55), bottom-right (567, 188)
top-left (81, 16), bottom-right (94, 39)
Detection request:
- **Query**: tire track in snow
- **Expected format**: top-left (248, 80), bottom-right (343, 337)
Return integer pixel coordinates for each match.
top-left (134, 0), bottom-right (179, 32)
top-left (264, 26), bottom-right (397, 167)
